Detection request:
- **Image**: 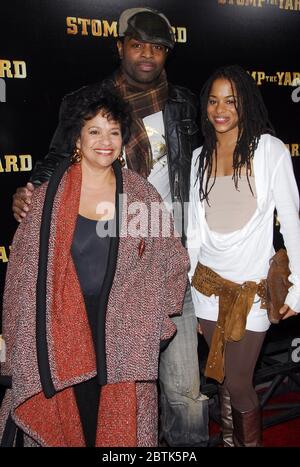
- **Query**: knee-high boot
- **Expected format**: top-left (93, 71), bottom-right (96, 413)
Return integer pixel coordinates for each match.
top-left (232, 405), bottom-right (262, 447)
top-left (218, 385), bottom-right (234, 447)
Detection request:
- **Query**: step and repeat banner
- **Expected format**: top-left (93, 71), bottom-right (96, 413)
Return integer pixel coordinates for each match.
top-left (1, 0), bottom-right (300, 334)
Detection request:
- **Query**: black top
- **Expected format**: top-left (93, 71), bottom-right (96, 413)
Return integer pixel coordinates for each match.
top-left (70, 214), bottom-right (114, 447)
top-left (71, 214), bottom-right (112, 298)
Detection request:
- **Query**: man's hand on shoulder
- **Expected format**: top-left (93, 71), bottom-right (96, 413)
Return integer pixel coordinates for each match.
top-left (12, 182), bottom-right (35, 222)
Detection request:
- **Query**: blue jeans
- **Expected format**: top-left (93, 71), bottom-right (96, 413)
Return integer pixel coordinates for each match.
top-left (159, 285), bottom-right (209, 446)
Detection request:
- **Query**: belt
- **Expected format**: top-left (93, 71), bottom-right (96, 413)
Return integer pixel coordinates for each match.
top-left (192, 263), bottom-right (267, 383)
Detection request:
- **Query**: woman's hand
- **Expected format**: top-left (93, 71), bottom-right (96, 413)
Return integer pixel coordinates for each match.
top-left (279, 304), bottom-right (298, 320)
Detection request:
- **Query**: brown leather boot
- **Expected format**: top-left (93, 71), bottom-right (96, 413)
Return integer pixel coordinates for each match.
top-left (232, 405), bottom-right (262, 447)
top-left (218, 385), bottom-right (234, 447)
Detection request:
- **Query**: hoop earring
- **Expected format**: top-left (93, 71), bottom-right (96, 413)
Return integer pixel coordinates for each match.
top-left (71, 147), bottom-right (82, 163)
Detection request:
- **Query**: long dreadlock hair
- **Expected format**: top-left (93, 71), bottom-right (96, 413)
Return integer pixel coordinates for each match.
top-left (197, 65), bottom-right (275, 202)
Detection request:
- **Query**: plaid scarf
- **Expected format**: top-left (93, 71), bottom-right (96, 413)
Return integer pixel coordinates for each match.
top-left (114, 68), bottom-right (168, 178)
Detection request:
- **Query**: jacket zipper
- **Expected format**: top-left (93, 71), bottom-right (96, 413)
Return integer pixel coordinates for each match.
top-left (163, 109), bottom-right (181, 204)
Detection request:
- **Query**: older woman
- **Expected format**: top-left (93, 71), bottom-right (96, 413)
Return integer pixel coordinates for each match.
top-left (0, 83), bottom-right (189, 447)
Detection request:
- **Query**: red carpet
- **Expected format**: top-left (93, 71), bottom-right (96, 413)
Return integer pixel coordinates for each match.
top-left (210, 391), bottom-right (300, 447)
top-left (262, 391), bottom-right (300, 447)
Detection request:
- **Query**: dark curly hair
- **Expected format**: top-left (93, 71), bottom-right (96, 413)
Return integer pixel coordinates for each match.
top-left (197, 65), bottom-right (275, 202)
top-left (61, 80), bottom-right (131, 151)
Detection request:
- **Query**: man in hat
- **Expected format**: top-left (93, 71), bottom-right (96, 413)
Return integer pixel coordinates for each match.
top-left (12, 7), bottom-right (209, 447)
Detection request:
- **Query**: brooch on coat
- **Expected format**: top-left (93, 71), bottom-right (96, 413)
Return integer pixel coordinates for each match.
top-left (138, 238), bottom-right (145, 258)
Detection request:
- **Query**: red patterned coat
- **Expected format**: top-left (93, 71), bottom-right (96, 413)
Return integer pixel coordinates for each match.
top-left (0, 162), bottom-right (189, 446)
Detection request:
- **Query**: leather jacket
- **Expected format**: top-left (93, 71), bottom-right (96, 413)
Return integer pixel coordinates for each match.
top-left (30, 79), bottom-right (201, 242)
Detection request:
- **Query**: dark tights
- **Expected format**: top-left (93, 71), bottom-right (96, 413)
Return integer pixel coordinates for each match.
top-left (200, 318), bottom-right (266, 411)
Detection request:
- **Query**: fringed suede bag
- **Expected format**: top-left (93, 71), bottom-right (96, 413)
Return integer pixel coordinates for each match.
top-left (266, 249), bottom-right (292, 324)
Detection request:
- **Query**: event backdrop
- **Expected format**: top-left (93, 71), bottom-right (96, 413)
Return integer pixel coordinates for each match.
top-left (1, 0), bottom-right (300, 335)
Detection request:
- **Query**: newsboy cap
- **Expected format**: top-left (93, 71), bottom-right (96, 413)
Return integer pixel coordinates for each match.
top-left (118, 7), bottom-right (175, 49)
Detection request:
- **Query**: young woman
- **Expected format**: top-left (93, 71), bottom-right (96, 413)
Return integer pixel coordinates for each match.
top-left (187, 65), bottom-right (300, 447)
top-left (0, 83), bottom-right (189, 447)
